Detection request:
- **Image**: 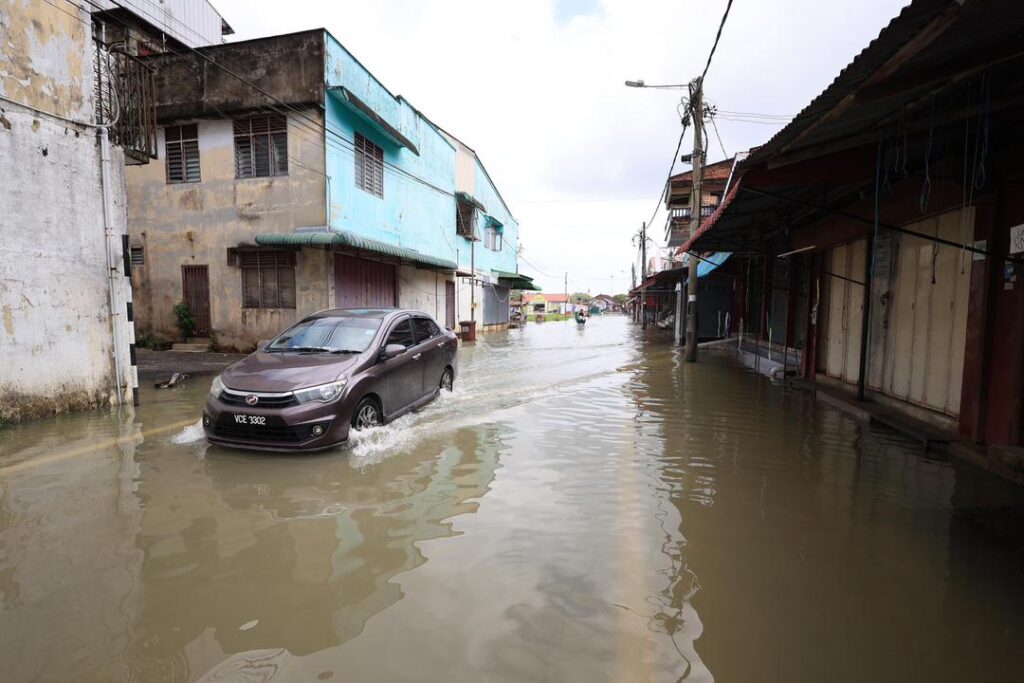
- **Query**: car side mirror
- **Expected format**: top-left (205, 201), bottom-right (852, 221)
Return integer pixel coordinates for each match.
top-left (257, 340), bottom-right (270, 351)
top-left (381, 343), bottom-right (406, 360)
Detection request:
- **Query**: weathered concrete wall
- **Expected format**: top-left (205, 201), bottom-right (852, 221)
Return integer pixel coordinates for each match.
top-left (126, 111), bottom-right (330, 350)
top-left (396, 266), bottom-right (451, 323)
top-left (0, 1), bottom-right (127, 422)
top-left (147, 30), bottom-right (325, 121)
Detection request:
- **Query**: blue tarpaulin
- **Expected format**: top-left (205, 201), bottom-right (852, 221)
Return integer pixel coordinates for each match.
top-left (696, 252), bottom-right (731, 278)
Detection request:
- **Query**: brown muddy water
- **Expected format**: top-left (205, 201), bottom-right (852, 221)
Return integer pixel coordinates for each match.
top-left (2, 316), bottom-right (1024, 682)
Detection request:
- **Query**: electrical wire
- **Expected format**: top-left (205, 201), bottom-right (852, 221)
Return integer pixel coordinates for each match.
top-left (709, 111), bottom-right (728, 160)
top-left (699, 0), bottom-right (735, 85)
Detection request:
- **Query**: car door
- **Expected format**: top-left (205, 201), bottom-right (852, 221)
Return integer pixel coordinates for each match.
top-left (411, 316), bottom-right (446, 393)
top-left (377, 318), bottom-right (422, 416)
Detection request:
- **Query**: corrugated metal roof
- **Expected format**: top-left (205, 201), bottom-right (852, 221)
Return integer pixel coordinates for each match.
top-left (255, 230), bottom-right (456, 270)
top-left (742, 0), bottom-right (1024, 168)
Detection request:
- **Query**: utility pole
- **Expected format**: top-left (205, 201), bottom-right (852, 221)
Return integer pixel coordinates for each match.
top-left (684, 78), bottom-right (704, 362)
top-left (564, 272), bottom-right (568, 316)
top-left (641, 221), bottom-right (648, 330)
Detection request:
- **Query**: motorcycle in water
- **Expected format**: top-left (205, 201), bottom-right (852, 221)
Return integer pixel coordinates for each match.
top-left (575, 311), bottom-right (587, 327)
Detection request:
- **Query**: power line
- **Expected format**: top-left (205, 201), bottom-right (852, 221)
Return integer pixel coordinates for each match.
top-left (709, 111), bottom-right (729, 159)
top-left (700, 0), bottom-right (736, 84)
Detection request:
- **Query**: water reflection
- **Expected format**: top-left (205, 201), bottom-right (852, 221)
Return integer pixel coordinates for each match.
top-left (2, 318), bottom-right (1024, 681)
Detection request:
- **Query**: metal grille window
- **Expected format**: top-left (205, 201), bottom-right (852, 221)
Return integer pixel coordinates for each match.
top-left (355, 132), bottom-right (384, 197)
top-left (130, 245), bottom-right (145, 266)
top-left (240, 249), bottom-right (296, 309)
top-left (456, 201), bottom-right (476, 239)
top-left (165, 124), bottom-right (200, 183)
top-left (234, 115), bottom-right (289, 179)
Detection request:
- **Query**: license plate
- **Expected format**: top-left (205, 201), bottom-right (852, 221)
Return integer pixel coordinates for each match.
top-left (233, 414), bottom-right (267, 426)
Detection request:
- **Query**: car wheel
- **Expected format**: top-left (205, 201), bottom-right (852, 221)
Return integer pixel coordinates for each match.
top-left (440, 368), bottom-right (454, 392)
top-left (352, 398), bottom-right (381, 431)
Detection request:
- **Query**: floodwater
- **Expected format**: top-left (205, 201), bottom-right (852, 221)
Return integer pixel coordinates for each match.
top-left (2, 316), bottom-right (1024, 682)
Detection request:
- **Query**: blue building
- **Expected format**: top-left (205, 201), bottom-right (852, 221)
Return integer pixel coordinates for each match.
top-left (127, 29), bottom-right (528, 349)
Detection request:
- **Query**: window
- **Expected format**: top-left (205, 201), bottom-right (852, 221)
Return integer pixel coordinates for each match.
top-left (355, 132), bottom-right (384, 197)
top-left (240, 249), bottom-right (296, 309)
top-left (385, 320), bottom-right (416, 349)
top-left (412, 317), bottom-right (440, 342)
top-left (165, 124), bottom-right (200, 183)
top-left (268, 316), bottom-right (382, 353)
top-left (484, 226), bottom-right (503, 251)
top-left (130, 245), bottom-right (145, 266)
top-left (234, 115), bottom-right (288, 178)
top-left (456, 201), bottom-right (476, 239)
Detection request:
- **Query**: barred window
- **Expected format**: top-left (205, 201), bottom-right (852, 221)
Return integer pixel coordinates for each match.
top-left (240, 249), bottom-right (296, 309)
top-left (355, 132), bottom-right (384, 198)
top-left (165, 124), bottom-right (200, 183)
top-left (234, 115), bottom-right (288, 179)
top-left (130, 245), bottom-right (145, 266)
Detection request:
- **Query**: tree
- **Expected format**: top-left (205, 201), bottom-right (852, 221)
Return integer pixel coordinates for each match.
top-left (612, 294), bottom-right (627, 306)
top-left (570, 292), bottom-right (592, 304)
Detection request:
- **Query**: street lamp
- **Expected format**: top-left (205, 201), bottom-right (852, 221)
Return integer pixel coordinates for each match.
top-left (624, 80), bottom-right (689, 89)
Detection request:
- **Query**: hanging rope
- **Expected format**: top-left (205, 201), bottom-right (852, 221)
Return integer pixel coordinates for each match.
top-left (920, 98), bottom-right (935, 213)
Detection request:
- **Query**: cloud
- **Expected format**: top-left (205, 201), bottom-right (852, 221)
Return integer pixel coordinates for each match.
top-left (212, 0), bottom-right (909, 293)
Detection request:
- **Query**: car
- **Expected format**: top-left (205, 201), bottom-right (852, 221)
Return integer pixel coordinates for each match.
top-left (202, 308), bottom-right (458, 452)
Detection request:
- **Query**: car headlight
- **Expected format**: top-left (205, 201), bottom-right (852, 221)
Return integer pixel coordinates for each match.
top-left (209, 374), bottom-right (225, 399)
top-left (293, 380), bottom-right (347, 405)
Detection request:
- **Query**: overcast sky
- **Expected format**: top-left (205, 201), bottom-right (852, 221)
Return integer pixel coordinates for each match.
top-left (215, 0), bottom-right (908, 295)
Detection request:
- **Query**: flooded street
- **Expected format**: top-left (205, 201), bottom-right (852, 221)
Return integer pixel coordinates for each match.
top-left (2, 316), bottom-right (1024, 682)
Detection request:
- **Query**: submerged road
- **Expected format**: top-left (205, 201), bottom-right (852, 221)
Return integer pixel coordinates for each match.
top-left (2, 316), bottom-right (1024, 681)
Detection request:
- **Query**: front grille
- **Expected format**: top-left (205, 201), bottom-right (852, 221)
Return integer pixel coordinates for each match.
top-left (219, 391), bottom-right (298, 408)
top-left (212, 416), bottom-right (329, 443)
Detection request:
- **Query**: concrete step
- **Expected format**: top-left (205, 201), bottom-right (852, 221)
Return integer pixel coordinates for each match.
top-left (171, 342), bottom-right (210, 352)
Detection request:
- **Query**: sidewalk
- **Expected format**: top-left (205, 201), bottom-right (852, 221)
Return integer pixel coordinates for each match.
top-left (136, 348), bottom-right (245, 381)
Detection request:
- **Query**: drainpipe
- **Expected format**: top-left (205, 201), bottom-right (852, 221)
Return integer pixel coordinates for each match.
top-left (470, 237), bottom-right (476, 323)
top-left (97, 26), bottom-right (134, 407)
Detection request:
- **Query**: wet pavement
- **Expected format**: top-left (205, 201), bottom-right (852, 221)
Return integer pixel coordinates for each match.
top-left (2, 316), bottom-right (1024, 682)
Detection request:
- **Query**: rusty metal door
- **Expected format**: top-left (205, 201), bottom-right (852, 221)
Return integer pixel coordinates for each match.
top-left (333, 255), bottom-right (396, 309)
top-left (445, 280), bottom-right (456, 329)
top-left (181, 265), bottom-right (211, 337)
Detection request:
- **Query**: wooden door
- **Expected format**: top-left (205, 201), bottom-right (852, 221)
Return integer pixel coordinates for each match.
top-left (181, 265), bottom-right (211, 337)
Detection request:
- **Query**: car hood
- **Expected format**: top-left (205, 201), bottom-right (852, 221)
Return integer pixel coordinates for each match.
top-left (221, 352), bottom-right (363, 392)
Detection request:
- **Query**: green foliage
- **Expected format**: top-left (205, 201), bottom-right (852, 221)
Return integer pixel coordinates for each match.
top-left (173, 301), bottom-right (197, 339)
top-left (613, 294), bottom-right (628, 305)
top-left (136, 331), bottom-right (155, 349)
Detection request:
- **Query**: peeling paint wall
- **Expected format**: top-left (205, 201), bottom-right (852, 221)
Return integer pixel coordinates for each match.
top-left (0, 1), bottom-right (126, 422)
top-left (126, 112), bottom-right (330, 349)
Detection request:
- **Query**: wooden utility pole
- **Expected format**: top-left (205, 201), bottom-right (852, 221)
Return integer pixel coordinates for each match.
top-left (640, 221), bottom-right (648, 330)
top-left (684, 78), bottom-right (704, 362)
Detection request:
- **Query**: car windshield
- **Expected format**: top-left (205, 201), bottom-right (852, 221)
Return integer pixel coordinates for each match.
top-left (267, 316), bottom-right (382, 353)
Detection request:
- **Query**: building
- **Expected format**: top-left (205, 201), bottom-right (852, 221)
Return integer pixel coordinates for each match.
top-left (526, 293), bottom-right (569, 315)
top-left (679, 0), bottom-right (1024, 479)
top-left (126, 30), bottom-right (522, 350)
top-left (664, 158), bottom-right (735, 248)
top-left (590, 295), bottom-right (618, 313)
top-left (0, 0), bottom-right (229, 423)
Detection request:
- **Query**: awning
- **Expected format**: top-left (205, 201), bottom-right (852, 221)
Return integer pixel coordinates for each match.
top-left (255, 229), bottom-right (456, 270)
top-left (494, 270), bottom-right (540, 291)
top-left (456, 191), bottom-right (487, 212)
top-left (628, 252), bottom-right (731, 296)
top-left (328, 87), bottom-right (420, 156)
top-left (484, 214), bottom-right (504, 231)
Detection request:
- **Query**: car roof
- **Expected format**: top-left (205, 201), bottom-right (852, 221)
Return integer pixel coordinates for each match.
top-left (307, 308), bottom-right (428, 320)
